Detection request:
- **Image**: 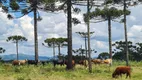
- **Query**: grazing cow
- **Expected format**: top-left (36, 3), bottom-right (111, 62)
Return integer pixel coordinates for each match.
top-left (40, 60), bottom-right (50, 66)
top-left (12, 60), bottom-right (27, 65)
top-left (91, 59), bottom-right (102, 65)
top-left (27, 60), bottom-right (38, 65)
top-left (53, 60), bottom-right (65, 67)
top-left (18, 60), bottom-right (27, 65)
top-left (102, 59), bottom-right (112, 65)
top-left (78, 60), bottom-right (88, 67)
top-left (112, 66), bottom-right (131, 78)
top-left (12, 60), bottom-right (20, 65)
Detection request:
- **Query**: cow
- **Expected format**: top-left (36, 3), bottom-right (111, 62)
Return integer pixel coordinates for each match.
top-left (18, 60), bottom-right (27, 65)
top-left (53, 59), bottom-right (65, 67)
top-left (27, 60), bottom-right (39, 65)
top-left (40, 60), bottom-right (50, 66)
top-left (12, 60), bottom-right (27, 65)
top-left (91, 59), bottom-right (102, 65)
top-left (12, 60), bottom-right (20, 65)
top-left (112, 66), bottom-right (131, 78)
top-left (78, 60), bottom-right (88, 67)
top-left (102, 59), bottom-right (112, 66)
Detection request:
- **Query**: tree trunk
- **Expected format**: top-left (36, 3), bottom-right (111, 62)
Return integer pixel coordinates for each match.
top-left (58, 45), bottom-right (61, 56)
top-left (108, 17), bottom-right (112, 66)
top-left (81, 45), bottom-right (83, 60)
top-left (87, 0), bottom-right (92, 73)
top-left (85, 35), bottom-right (88, 59)
top-left (16, 41), bottom-right (18, 60)
top-left (58, 45), bottom-right (61, 59)
top-left (33, 0), bottom-right (38, 62)
top-left (53, 42), bottom-right (55, 60)
top-left (67, 0), bottom-right (73, 70)
top-left (124, 0), bottom-right (129, 66)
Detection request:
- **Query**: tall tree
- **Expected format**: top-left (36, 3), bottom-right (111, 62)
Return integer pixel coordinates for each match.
top-left (6, 35), bottom-right (27, 60)
top-left (66, 0), bottom-right (73, 70)
top-left (112, 0), bottom-right (141, 66)
top-left (123, 0), bottom-right (129, 66)
top-left (86, 0), bottom-right (92, 73)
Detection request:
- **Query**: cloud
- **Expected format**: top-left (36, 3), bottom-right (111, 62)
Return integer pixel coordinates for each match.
top-left (128, 25), bottom-right (142, 43)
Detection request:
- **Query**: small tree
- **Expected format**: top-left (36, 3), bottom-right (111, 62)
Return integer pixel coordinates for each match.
top-left (76, 32), bottom-right (94, 59)
top-left (72, 46), bottom-right (86, 61)
top-left (55, 37), bottom-right (67, 59)
top-left (43, 38), bottom-right (57, 59)
top-left (97, 52), bottom-right (109, 59)
top-left (43, 37), bottom-right (67, 59)
top-left (6, 35), bottom-right (27, 60)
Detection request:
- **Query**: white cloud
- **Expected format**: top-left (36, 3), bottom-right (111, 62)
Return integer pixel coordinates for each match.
top-left (128, 25), bottom-right (142, 43)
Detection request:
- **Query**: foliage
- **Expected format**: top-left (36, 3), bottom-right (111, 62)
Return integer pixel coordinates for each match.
top-left (112, 41), bottom-right (142, 61)
top-left (97, 52), bottom-right (109, 59)
top-left (10, 0), bottom-right (20, 10)
top-left (0, 47), bottom-right (5, 53)
top-left (84, 7), bottom-right (130, 23)
top-left (43, 37), bottom-right (67, 58)
top-left (6, 35), bottom-right (27, 43)
top-left (44, 37), bottom-right (67, 47)
top-left (55, 37), bottom-right (68, 47)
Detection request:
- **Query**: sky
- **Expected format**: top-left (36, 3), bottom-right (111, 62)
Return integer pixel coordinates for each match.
top-left (0, 2), bottom-right (142, 58)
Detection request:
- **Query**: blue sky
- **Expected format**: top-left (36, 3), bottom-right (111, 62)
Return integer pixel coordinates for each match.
top-left (0, 3), bottom-right (142, 58)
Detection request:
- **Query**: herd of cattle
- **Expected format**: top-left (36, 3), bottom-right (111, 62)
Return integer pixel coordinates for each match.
top-left (10, 58), bottom-right (112, 66)
top-left (2, 58), bottom-right (131, 79)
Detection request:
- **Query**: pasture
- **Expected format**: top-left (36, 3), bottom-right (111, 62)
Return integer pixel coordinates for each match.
top-left (0, 61), bottom-right (142, 80)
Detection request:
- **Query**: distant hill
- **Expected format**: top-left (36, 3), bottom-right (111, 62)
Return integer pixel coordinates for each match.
top-left (0, 54), bottom-right (51, 61)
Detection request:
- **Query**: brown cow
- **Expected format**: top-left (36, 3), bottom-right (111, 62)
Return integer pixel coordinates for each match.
top-left (112, 66), bottom-right (131, 78)
top-left (78, 60), bottom-right (88, 67)
top-left (102, 59), bottom-right (112, 65)
top-left (91, 59), bottom-right (102, 65)
top-left (12, 60), bottom-right (20, 65)
top-left (12, 60), bottom-right (27, 65)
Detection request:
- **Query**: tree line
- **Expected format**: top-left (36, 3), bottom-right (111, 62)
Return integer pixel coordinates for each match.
top-left (98, 41), bottom-right (142, 61)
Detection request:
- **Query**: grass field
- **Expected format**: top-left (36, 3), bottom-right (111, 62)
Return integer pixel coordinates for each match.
top-left (0, 61), bottom-right (142, 80)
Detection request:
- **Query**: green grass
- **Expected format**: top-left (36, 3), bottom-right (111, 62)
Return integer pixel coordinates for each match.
top-left (0, 61), bottom-right (141, 80)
